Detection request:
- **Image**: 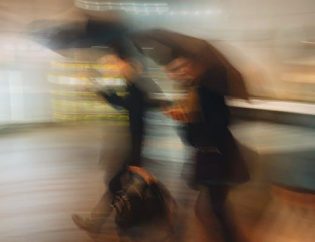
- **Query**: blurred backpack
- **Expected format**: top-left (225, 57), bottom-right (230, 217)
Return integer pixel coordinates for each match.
top-left (111, 166), bottom-right (175, 229)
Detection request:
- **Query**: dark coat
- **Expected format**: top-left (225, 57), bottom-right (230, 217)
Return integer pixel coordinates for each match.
top-left (181, 68), bottom-right (249, 185)
top-left (98, 82), bottom-right (146, 167)
top-left (98, 78), bottom-right (165, 167)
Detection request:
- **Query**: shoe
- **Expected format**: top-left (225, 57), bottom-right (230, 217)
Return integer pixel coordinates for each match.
top-left (72, 214), bottom-right (102, 233)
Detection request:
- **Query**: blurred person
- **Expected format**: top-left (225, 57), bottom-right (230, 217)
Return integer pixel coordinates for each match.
top-left (72, 51), bottom-right (172, 234)
top-left (95, 52), bottom-right (170, 168)
top-left (164, 56), bottom-right (249, 242)
top-left (97, 54), bottom-right (148, 168)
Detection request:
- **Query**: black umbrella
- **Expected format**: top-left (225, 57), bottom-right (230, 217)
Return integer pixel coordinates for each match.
top-left (28, 17), bottom-right (168, 96)
top-left (131, 29), bottom-right (249, 99)
top-left (29, 18), bottom-right (129, 54)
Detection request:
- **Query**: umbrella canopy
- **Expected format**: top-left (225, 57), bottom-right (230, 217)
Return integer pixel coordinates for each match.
top-left (29, 18), bottom-right (248, 99)
top-left (131, 29), bottom-right (249, 99)
top-left (28, 15), bottom-right (149, 63)
top-left (29, 18), bottom-right (128, 52)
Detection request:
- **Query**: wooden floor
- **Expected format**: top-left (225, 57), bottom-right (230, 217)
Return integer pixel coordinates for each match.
top-left (2, 122), bottom-right (313, 242)
top-left (0, 123), bottom-right (200, 242)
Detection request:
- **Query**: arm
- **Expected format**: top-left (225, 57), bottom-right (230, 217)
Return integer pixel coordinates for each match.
top-left (86, 69), bottom-right (129, 109)
top-left (163, 89), bottom-right (198, 122)
top-left (145, 95), bottom-right (174, 109)
top-left (135, 77), bottom-right (173, 109)
top-left (97, 89), bottom-right (129, 110)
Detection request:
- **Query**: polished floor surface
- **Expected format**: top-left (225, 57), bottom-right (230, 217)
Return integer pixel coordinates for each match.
top-left (2, 121), bottom-right (312, 242)
top-left (0, 123), bottom-right (207, 242)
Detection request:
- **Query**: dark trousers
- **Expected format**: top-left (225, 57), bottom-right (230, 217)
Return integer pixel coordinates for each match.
top-left (128, 134), bottom-right (143, 167)
top-left (108, 133), bottom-right (143, 193)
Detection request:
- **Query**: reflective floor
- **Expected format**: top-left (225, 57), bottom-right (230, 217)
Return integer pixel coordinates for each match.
top-left (0, 120), bottom-right (314, 242)
top-left (0, 123), bottom-right (196, 242)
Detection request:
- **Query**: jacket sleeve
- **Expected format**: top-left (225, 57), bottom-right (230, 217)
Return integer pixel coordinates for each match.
top-left (135, 78), bottom-right (173, 109)
top-left (200, 67), bottom-right (230, 130)
top-left (97, 90), bottom-right (129, 110)
top-left (145, 96), bottom-right (174, 109)
top-left (173, 67), bottom-right (231, 147)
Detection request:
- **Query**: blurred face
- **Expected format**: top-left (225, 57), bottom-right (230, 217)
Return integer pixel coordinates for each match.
top-left (165, 57), bottom-right (207, 87)
top-left (98, 54), bottom-right (142, 82)
top-left (119, 59), bottom-right (142, 82)
top-left (98, 54), bottom-right (122, 77)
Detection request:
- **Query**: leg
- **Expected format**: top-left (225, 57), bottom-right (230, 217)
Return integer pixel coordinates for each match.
top-left (72, 191), bottom-right (114, 233)
top-left (207, 185), bottom-right (236, 242)
top-left (195, 186), bottom-right (223, 242)
top-left (127, 134), bottom-right (143, 167)
top-left (90, 191), bottom-right (114, 227)
top-left (72, 171), bottom-right (124, 233)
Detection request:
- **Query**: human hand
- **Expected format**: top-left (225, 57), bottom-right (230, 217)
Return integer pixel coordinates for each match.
top-left (163, 106), bottom-right (190, 122)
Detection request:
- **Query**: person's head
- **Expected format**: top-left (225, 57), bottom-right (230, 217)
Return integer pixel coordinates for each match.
top-left (165, 56), bottom-right (208, 87)
top-left (108, 37), bottom-right (145, 82)
top-left (98, 54), bottom-right (144, 82)
top-left (119, 57), bottom-right (144, 82)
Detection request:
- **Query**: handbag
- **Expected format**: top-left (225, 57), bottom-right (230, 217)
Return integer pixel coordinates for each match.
top-left (111, 166), bottom-right (173, 229)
